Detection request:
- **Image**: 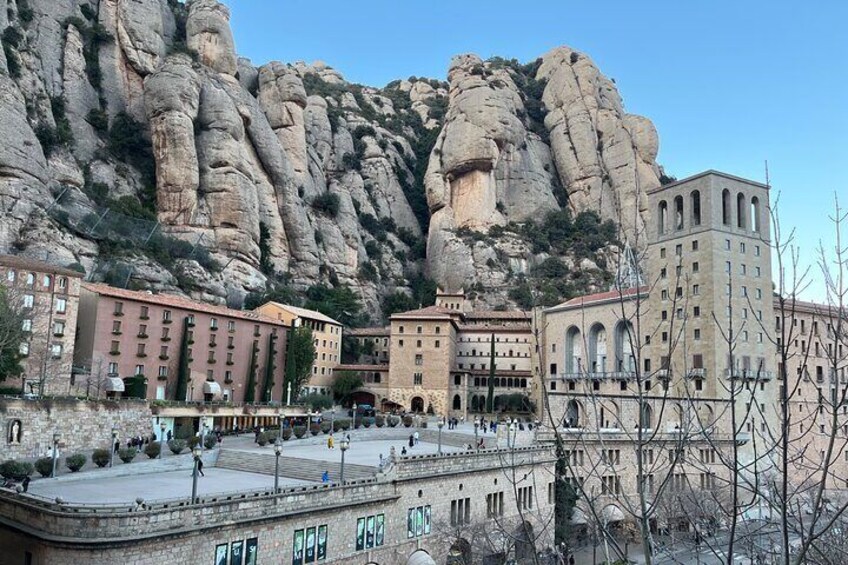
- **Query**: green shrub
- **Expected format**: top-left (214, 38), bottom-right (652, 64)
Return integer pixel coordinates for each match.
top-left (309, 423), bottom-right (321, 436)
top-left (282, 427), bottom-right (293, 441)
top-left (91, 448), bottom-right (111, 467)
top-left (34, 457), bottom-right (53, 477)
top-left (332, 420), bottom-right (344, 432)
top-left (168, 439), bottom-right (187, 454)
top-left (65, 453), bottom-right (87, 472)
top-left (402, 415), bottom-right (413, 427)
top-left (87, 107), bottom-right (108, 133)
top-left (301, 392), bottom-right (333, 411)
top-left (341, 152), bottom-right (360, 171)
top-left (256, 432), bottom-right (269, 446)
top-left (144, 441), bottom-right (161, 459)
top-left (375, 414), bottom-right (385, 428)
top-left (203, 434), bottom-right (217, 449)
top-left (293, 426), bottom-right (306, 439)
top-left (34, 124), bottom-right (61, 157)
top-left (80, 4), bottom-right (96, 20)
top-left (387, 415), bottom-right (400, 428)
top-left (320, 421), bottom-right (332, 434)
top-left (362, 416), bottom-right (375, 428)
top-left (0, 460), bottom-right (34, 480)
top-left (338, 419), bottom-right (351, 431)
top-left (118, 447), bottom-right (137, 463)
top-left (311, 192), bottom-right (340, 217)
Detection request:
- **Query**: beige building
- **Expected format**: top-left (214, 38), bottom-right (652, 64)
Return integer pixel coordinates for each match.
top-left (0, 255), bottom-right (83, 395)
top-left (254, 302), bottom-right (342, 395)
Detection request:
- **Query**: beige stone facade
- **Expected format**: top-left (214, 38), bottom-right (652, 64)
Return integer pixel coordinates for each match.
top-left (0, 255), bottom-right (83, 396)
top-left (255, 302), bottom-right (343, 394)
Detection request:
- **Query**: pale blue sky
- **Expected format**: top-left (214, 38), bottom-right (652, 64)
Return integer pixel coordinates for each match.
top-left (226, 1), bottom-right (846, 300)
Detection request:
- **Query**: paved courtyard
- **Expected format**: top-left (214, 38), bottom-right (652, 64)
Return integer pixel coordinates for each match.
top-left (26, 467), bottom-right (313, 504)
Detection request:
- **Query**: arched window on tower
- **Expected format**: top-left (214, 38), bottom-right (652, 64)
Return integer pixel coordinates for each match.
top-left (722, 189), bottom-right (731, 226)
top-left (750, 196), bottom-right (760, 233)
top-left (690, 190), bottom-right (701, 226)
top-left (737, 193), bottom-right (747, 229)
top-left (657, 200), bottom-right (668, 235)
top-left (674, 195), bottom-right (684, 230)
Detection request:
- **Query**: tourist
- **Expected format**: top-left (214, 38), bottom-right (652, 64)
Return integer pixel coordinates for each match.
top-left (321, 470), bottom-right (329, 483)
top-left (401, 447), bottom-right (407, 456)
top-left (408, 435), bottom-right (414, 448)
top-left (195, 455), bottom-right (205, 477)
top-left (21, 475), bottom-right (30, 493)
top-left (413, 431), bottom-right (419, 445)
top-left (327, 433), bottom-right (334, 449)
top-left (166, 430), bottom-right (173, 442)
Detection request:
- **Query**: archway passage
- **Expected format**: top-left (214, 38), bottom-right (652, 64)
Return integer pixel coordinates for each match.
top-left (352, 391), bottom-right (376, 406)
top-left (411, 396), bottom-right (425, 413)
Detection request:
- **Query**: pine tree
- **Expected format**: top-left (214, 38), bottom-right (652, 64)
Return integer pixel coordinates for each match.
top-left (486, 332), bottom-right (495, 413)
top-left (174, 317), bottom-right (190, 401)
top-left (261, 332), bottom-right (277, 402)
top-left (244, 342), bottom-right (257, 403)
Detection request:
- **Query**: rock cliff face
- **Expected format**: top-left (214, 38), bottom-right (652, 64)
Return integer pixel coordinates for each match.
top-left (0, 0), bottom-right (663, 317)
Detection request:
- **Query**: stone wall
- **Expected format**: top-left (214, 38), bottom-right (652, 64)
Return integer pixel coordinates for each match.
top-left (0, 398), bottom-right (153, 460)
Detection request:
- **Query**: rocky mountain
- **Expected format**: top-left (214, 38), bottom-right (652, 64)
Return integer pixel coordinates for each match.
top-left (0, 0), bottom-right (663, 320)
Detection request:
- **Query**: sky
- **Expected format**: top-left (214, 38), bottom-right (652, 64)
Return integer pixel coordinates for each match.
top-left (226, 0), bottom-right (847, 300)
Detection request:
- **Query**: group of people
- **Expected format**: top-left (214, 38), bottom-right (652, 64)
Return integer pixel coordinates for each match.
top-left (444, 417), bottom-right (463, 430)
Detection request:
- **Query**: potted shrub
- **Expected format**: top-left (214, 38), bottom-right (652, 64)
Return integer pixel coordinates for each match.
top-left (309, 423), bottom-right (321, 436)
top-left (293, 425), bottom-right (307, 439)
top-left (320, 421), bottom-right (332, 434)
top-left (402, 415), bottom-right (413, 428)
top-left (35, 457), bottom-right (53, 477)
top-left (363, 416), bottom-right (375, 428)
top-left (339, 419), bottom-right (351, 431)
top-left (92, 448), bottom-right (111, 467)
top-left (203, 434), bottom-right (217, 449)
top-left (420, 420), bottom-right (428, 428)
top-left (375, 414), bottom-right (385, 428)
top-left (282, 428), bottom-right (293, 441)
top-left (256, 432), bottom-right (269, 446)
top-left (144, 441), bottom-right (161, 459)
top-left (168, 439), bottom-right (187, 455)
top-left (118, 448), bottom-right (137, 463)
top-left (0, 460), bottom-right (34, 481)
top-left (65, 453), bottom-right (87, 473)
top-left (332, 420), bottom-right (344, 432)
top-left (388, 415), bottom-right (400, 428)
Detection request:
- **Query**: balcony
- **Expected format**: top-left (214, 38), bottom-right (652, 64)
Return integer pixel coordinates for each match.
top-left (158, 355), bottom-right (169, 361)
top-left (687, 368), bottom-right (707, 378)
top-left (557, 371), bottom-right (637, 381)
top-left (725, 368), bottom-right (773, 381)
top-left (137, 333), bottom-right (149, 339)
top-left (53, 331), bottom-right (64, 337)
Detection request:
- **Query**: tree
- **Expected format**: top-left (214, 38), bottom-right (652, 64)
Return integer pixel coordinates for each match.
top-left (331, 371), bottom-right (363, 407)
top-left (284, 326), bottom-right (316, 401)
top-left (486, 332), bottom-right (495, 413)
top-left (261, 332), bottom-right (278, 402)
top-left (174, 317), bottom-right (190, 401)
top-left (0, 286), bottom-right (26, 382)
top-left (244, 342), bottom-right (258, 403)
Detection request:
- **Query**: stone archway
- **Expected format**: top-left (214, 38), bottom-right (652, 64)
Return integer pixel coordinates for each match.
top-left (452, 394), bottom-right (462, 410)
top-left (411, 396), bottom-right (425, 413)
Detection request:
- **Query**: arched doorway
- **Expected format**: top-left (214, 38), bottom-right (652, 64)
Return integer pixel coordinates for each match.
top-left (352, 391), bottom-right (376, 406)
top-left (452, 394), bottom-right (461, 410)
top-left (411, 396), bottom-right (425, 413)
top-left (446, 538), bottom-right (472, 565)
top-left (407, 549), bottom-right (436, 565)
top-left (564, 399), bottom-right (581, 428)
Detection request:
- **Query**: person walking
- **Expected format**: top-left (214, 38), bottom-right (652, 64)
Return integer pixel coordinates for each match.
top-left (21, 475), bottom-right (30, 493)
top-left (408, 434), bottom-right (414, 448)
top-left (413, 430), bottom-right (419, 445)
top-left (195, 455), bottom-right (205, 477)
top-left (321, 470), bottom-right (329, 483)
top-left (327, 433), bottom-right (334, 449)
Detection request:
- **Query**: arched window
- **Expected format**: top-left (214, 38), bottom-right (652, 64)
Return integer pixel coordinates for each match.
top-left (565, 327), bottom-right (582, 374)
top-left (26, 273), bottom-right (35, 286)
top-left (674, 195), bottom-right (684, 230)
top-left (690, 190), bottom-right (701, 226)
top-left (588, 323), bottom-right (607, 374)
top-left (452, 394), bottom-right (461, 410)
top-left (42, 274), bottom-right (51, 287)
top-left (722, 189), bottom-right (731, 225)
top-left (737, 193), bottom-right (747, 229)
top-left (750, 196), bottom-right (760, 233)
top-left (657, 200), bottom-right (668, 235)
top-left (565, 400), bottom-right (581, 428)
top-left (614, 321), bottom-right (635, 373)
top-left (640, 403), bottom-right (653, 429)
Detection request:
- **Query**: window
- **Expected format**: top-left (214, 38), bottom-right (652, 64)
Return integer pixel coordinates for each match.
top-left (5, 270), bottom-right (14, 282)
top-left (112, 320), bottom-right (122, 334)
top-left (435, 326), bottom-right (441, 334)
top-left (55, 298), bottom-right (67, 313)
top-left (693, 284), bottom-right (699, 296)
top-left (660, 248), bottom-right (666, 259)
top-left (692, 240), bottom-right (699, 251)
top-left (756, 288), bottom-right (763, 300)
top-left (108, 362), bottom-right (118, 374)
top-left (208, 351), bottom-right (216, 363)
top-left (755, 245), bottom-right (761, 256)
top-left (137, 343), bottom-right (146, 356)
top-left (42, 274), bottom-right (51, 287)
top-left (414, 373), bottom-right (423, 385)
top-left (399, 339), bottom-right (404, 347)
top-left (693, 261), bottom-right (699, 273)
top-left (601, 476), bottom-right (621, 495)
top-left (138, 324), bottom-right (148, 337)
top-left (740, 242), bottom-right (746, 253)
top-left (19, 342), bottom-right (29, 356)
top-left (140, 305), bottom-right (148, 319)
top-left (486, 492), bottom-right (505, 518)
top-left (50, 343), bottom-right (63, 358)
top-left (415, 354), bottom-right (423, 366)
top-left (114, 301), bottom-right (124, 315)
top-left (399, 326), bottom-right (405, 334)
top-left (725, 261), bottom-right (731, 273)
top-left (407, 505), bottom-right (431, 538)
top-left (162, 310), bottom-right (172, 323)
top-left (160, 346), bottom-right (168, 358)
top-left (21, 319), bottom-right (32, 332)
top-left (517, 486), bottom-right (534, 510)
top-left (110, 341), bottom-right (120, 354)
top-left (416, 326), bottom-right (422, 334)
top-left (162, 327), bottom-right (170, 340)
top-left (741, 264), bottom-right (747, 275)
top-left (435, 340), bottom-right (440, 348)
top-left (228, 320), bottom-right (236, 332)
top-left (57, 277), bottom-right (67, 290)
top-left (660, 267), bottom-right (667, 279)
top-left (23, 294), bottom-right (33, 309)
top-left (694, 328), bottom-right (701, 340)
top-left (416, 339), bottom-right (422, 348)
top-left (450, 497), bottom-right (471, 526)
top-left (725, 239), bottom-right (731, 251)
top-left (355, 513), bottom-right (385, 551)
top-left (210, 318), bottom-right (218, 330)
top-left (134, 365), bottom-right (144, 376)
top-left (25, 273), bottom-right (35, 286)
top-left (53, 321), bottom-right (65, 336)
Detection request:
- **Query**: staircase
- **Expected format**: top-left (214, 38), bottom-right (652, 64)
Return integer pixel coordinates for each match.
top-left (215, 450), bottom-right (376, 483)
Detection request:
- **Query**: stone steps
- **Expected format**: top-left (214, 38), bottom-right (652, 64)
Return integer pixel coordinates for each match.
top-left (215, 449), bottom-right (376, 482)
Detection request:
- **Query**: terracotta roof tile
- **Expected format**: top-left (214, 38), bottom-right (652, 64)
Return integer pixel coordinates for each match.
top-left (83, 283), bottom-right (287, 326)
top-left (347, 327), bottom-right (391, 336)
top-left (547, 286), bottom-right (649, 311)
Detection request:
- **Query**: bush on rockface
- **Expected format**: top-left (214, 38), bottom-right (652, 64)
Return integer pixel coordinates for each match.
top-left (35, 457), bottom-right (54, 477)
top-left (65, 453), bottom-right (87, 472)
top-left (0, 460), bottom-right (34, 481)
top-left (144, 442), bottom-right (161, 459)
top-left (91, 448), bottom-right (111, 467)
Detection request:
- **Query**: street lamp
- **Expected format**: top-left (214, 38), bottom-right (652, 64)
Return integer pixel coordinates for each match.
top-left (191, 445), bottom-right (202, 503)
top-left (51, 432), bottom-right (61, 478)
top-left (509, 419), bottom-right (517, 449)
top-left (437, 418), bottom-right (444, 455)
top-left (286, 382), bottom-right (292, 406)
top-left (339, 438), bottom-right (350, 484)
top-left (109, 427), bottom-right (118, 468)
top-left (352, 402), bottom-right (357, 429)
top-left (330, 409), bottom-right (335, 431)
top-left (274, 443), bottom-right (282, 493)
top-left (474, 418), bottom-right (479, 450)
top-left (278, 411), bottom-right (285, 443)
top-left (534, 419), bottom-right (541, 443)
top-left (159, 422), bottom-right (167, 458)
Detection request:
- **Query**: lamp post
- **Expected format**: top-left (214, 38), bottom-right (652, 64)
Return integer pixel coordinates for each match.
top-left (51, 432), bottom-right (60, 478)
top-left (286, 382), bottom-right (292, 406)
top-left (278, 411), bottom-right (285, 443)
top-left (534, 419), bottom-right (541, 443)
top-left (437, 418), bottom-right (444, 455)
top-left (339, 438), bottom-right (350, 484)
top-left (330, 409), bottom-right (335, 431)
top-left (274, 443), bottom-right (282, 493)
top-left (191, 445), bottom-right (202, 503)
top-left (474, 418), bottom-right (479, 450)
top-left (159, 422), bottom-right (166, 459)
top-left (109, 427), bottom-right (118, 468)
top-left (352, 402), bottom-right (357, 429)
top-left (509, 419), bottom-right (517, 449)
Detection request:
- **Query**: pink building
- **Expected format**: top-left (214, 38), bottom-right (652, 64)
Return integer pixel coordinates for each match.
top-left (75, 284), bottom-right (289, 403)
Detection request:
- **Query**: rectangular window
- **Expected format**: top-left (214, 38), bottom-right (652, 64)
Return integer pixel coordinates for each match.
top-left (675, 244), bottom-right (682, 256)
top-left (50, 343), bottom-right (63, 358)
top-left (162, 310), bottom-right (172, 323)
top-left (406, 505), bottom-right (431, 538)
top-left (158, 366), bottom-right (168, 377)
top-left (450, 497), bottom-right (472, 526)
top-left (114, 301), bottom-right (124, 315)
top-left (55, 298), bottom-right (67, 313)
top-left (110, 340), bottom-right (120, 354)
top-left (692, 240), bottom-right (699, 251)
top-left (415, 354), bottom-right (423, 365)
top-left (160, 346), bottom-right (168, 358)
top-left (53, 320), bottom-right (67, 335)
top-left (692, 261), bottom-right (699, 273)
top-left (108, 362), bottom-right (118, 374)
top-left (355, 513), bottom-right (385, 551)
top-left (435, 340), bottom-right (441, 348)
top-left (693, 284), bottom-right (699, 296)
top-left (138, 324), bottom-right (148, 337)
top-left (517, 486), bottom-right (534, 510)
top-left (112, 320), bottom-right (122, 334)
top-left (414, 373), bottom-right (423, 385)
top-left (140, 306), bottom-right (148, 319)
top-left (210, 318), bottom-right (218, 330)
top-left (486, 492), bottom-right (505, 518)
top-left (137, 343), bottom-right (146, 356)
top-left (660, 248), bottom-right (666, 259)
top-left (228, 320), bottom-right (236, 332)
top-left (725, 261), bottom-right (732, 273)
top-left (740, 242), bottom-right (746, 253)
top-left (135, 364), bottom-right (144, 376)
top-left (725, 239), bottom-right (731, 250)
top-left (694, 328), bottom-right (701, 340)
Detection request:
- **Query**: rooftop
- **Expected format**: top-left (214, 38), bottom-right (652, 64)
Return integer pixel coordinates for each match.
top-left (465, 310), bottom-right (530, 320)
top-left (390, 305), bottom-right (460, 320)
top-left (83, 283), bottom-right (287, 326)
top-left (646, 169), bottom-right (769, 194)
top-left (545, 286), bottom-right (648, 312)
top-left (347, 326), bottom-right (391, 337)
top-left (259, 302), bottom-right (342, 326)
top-left (0, 254), bottom-right (85, 278)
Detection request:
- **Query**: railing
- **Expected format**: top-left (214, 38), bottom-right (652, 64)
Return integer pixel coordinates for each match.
top-left (556, 371), bottom-right (637, 381)
top-left (687, 368), bottom-right (707, 378)
top-left (724, 369), bottom-right (774, 380)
